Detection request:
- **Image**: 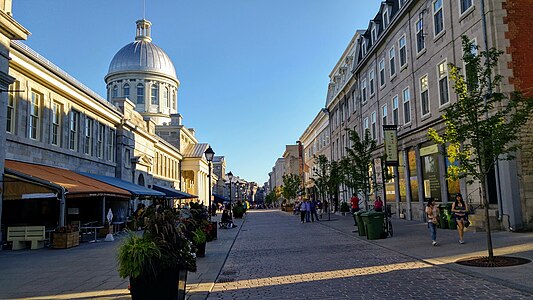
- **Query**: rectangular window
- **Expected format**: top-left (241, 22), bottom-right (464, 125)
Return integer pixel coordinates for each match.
top-left (371, 26), bottom-right (377, 43)
top-left (382, 104), bottom-right (388, 126)
top-left (51, 102), bottom-right (61, 146)
top-left (7, 81), bottom-right (18, 134)
top-left (420, 75), bottom-right (430, 116)
top-left (383, 9), bottom-right (389, 28)
top-left (69, 110), bottom-right (79, 151)
top-left (369, 70), bottom-right (375, 96)
top-left (403, 88), bottom-right (411, 124)
top-left (389, 47), bottom-right (396, 77)
top-left (416, 19), bottom-right (425, 53)
top-left (433, 0), bottom-right (444, 36)
top-left (29, 91), bottom-right (41, 140)
top-left (97, 123), bottom-right (105, 158)
top-left (364, 117), bottom-right (369, 134)
top-left (437, 61), bottom-right (449, 105)
top-left (392, 96), bottom-right (399, 125)
top-left (107, 128), bottom-right (115, 161)
top-left (84, 117), bottom-right (93, 155)
top-left (379, 59), bottom-right (385, 87)
top-left (371, 111), bottom-right (377, 140)
top-left (362, 79), bottom-right (367, 103)
top-left (399, 35), bottom-right (407, 68)
top-left (460, 0), bottom-right (473, 14)
top-left (362, 40), bottom-right (367, 56)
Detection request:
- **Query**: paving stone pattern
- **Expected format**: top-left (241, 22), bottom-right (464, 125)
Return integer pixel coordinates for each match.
top-left (208, 211), bottom-right (532, 300)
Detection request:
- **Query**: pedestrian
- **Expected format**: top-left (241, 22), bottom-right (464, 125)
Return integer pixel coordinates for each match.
top-left (310, 198), bottom-right (319, 222)
top-left (374, 196), bottom-right (383, 212)
top-left (304, 199), bottom-right (311, 222)
top-left (426, 198), bottom-right (440, 246)
top-left (299, 199), bottom-right (307, 223)
top-left (452, 193), bottom-right (468, 244)
top-left (350, 193), bottom-right (360, 226)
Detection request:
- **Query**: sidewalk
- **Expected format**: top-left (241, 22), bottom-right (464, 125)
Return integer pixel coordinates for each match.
top-left (185, 213), bottom-right (246, 300)
top-left (318, 212), bottom-right (533, 294)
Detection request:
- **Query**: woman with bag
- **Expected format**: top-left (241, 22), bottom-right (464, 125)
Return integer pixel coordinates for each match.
top-left (426, 198), bottom-right (440, 246)
top-left (452, 193), bottom-right (468, 244)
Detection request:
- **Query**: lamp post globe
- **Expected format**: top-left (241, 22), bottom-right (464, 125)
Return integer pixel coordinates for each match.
top-left (204, 146), bottom-right (215, 221)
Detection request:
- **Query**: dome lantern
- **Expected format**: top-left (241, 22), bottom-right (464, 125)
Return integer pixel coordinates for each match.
top-left (135, 19), bottom-right (152, 42)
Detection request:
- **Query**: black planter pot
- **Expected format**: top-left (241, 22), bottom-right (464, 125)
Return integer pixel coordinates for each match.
top-left (196, 241), bottom-right (206, 257)
top-left (129, 268), bottom-right (187, 300)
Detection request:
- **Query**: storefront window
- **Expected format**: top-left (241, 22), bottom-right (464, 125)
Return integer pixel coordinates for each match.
top-left (446, 156), bottom-right (460, 202)
top-left (420, 144), bottom-right (441, 202)
top-left (398, 151), bottom-right (407, 202)
top-left (408, 149), bottom-right (419, 203)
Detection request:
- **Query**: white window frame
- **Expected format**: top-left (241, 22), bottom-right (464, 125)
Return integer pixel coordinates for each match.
top-left (398, 35), bottom-right (407, 68)
top-left (7, 81), bottom-right (18, 134)
top-left (383, 9), bottom-right (389, 29)
top-left (371, 111), bottom-right (377, 140)
top-left (84, 117), bottom-right (93, 155)
top-left (361, 78), bottom-right (368, 103)
top-left (97, 123), bottom-right (105, 159)
top-left (419, 74), bottom-right (430, 117)
top-left (433, 0), bottom-right (444, 37)
top-left (136, 83), bottom-right (144, 104)
top-left (403, 87), bottom-right (412, 124)
top-left (363, 117), bottom-right (369, 134)
top-left (389, 47), bottom-right (396, 78)
top-left (459, 0), bottom-right (474, 16)
top-left (69, 110), bottom-right (79, 151)
top-left (415, 18), bottom-right (425, 54)
top-left (379, 59), bottom-right (386, 87)
top-left (369, 70), bottom-right (375, 96)
top-left (392, 95), bottom-right (399, 125)
top-left (107, 128), bottom-right (115, 162)
top-left (362, 39), bottom-right (367, 56)
top-left (371, 25), bottom-right (377, 44)
top-left (399, 0), bottom-right (407, 8)
top-left (29, 91), bottom-right (41, 140)
top-left (382, 104), bottom-right (388, 127)
top-left (151, 83), bottom-right (159, 105)
top-left (51, 101), bottom-right (61, 146)
top-left (437, 60), bottom-right (450, 106)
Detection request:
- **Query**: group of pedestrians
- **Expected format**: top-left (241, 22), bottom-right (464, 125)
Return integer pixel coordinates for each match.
top-left (426, 193), bottom-right (469, 246)
top-left (296, 199), bottom-right (321, 223)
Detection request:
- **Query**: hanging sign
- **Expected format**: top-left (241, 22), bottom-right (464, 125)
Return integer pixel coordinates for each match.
top-left (383, 125), bottom-right (399, 166)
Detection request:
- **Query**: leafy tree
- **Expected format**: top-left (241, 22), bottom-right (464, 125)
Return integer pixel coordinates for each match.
top-left (328, 160), bottom-right (342, 212)
top-left (341, 128), bottom-right (378, 208)
top-left (428, 36), bottom-right (533, 261)
top-left (312, 155), bottom-right (331, 219)
top-left (282, 173), bottom-right (301, 204)
top-left (265, 190), bottom-right (276, 206)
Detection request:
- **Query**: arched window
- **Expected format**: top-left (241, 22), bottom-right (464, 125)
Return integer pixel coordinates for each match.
top-left (151, 84), bottom-right (159, 105)
top-left (112, 85), bottom-right (118, 98)
top-left (136, 83), bottom-right (144, 104)
top-left (163, 86), bottom-right (169, 108)
top-left (138, 173), bottom-right (145, 187)
top-left (123, 83), bottom-right (130, 99)
top-left (172, 90), bottom-right (177, 111)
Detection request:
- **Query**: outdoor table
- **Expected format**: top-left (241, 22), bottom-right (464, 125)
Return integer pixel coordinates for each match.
top-left (112, 221), bottom-right (125, 234)
top-left (80, 226), bottom-right (104, 243)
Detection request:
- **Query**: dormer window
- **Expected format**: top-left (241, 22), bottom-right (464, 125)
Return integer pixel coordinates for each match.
top-left (362, 39), bottom-right (367, 55)
top-left (383, 8), bottom-right (389, 28)
top-left (399, 0), bottom-right (407, 8)
top-left (371, 25), bottom-right (377, 44)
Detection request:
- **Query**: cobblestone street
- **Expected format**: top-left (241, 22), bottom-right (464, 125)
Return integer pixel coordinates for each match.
top-left (208, 210), bottom-right (533, 300)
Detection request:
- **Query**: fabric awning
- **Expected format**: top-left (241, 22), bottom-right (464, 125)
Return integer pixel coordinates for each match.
top-left (152, 185), bottom-right (198, 199)
top-left (79, 172), bottom-right (165, 198)
top-left (213, 194), bottom-right (229, 204)
top-left (5, 160), bottom-right (131, 199)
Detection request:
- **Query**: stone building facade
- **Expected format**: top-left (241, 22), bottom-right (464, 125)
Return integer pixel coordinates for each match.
top-left (322, 0), bottom-right (533, 229)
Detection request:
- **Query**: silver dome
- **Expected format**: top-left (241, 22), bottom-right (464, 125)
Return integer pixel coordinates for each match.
top-left (107, 40), bottom-right (177, 79)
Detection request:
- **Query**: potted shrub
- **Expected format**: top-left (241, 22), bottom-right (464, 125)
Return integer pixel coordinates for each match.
top-left (233, 201), bottom-right (245, 218)
top-left (117, 206), bottom-right (196, 300)
top-left (192, 228), bottom-right (207, 257)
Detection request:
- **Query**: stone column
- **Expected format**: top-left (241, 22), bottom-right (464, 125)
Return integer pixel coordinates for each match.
top-left (415, 146), bottom-right (426, 221)
top-left (403, 150), bottom-right (413, 220)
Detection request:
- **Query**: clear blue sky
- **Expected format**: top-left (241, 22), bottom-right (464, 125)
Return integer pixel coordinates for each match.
top-left (12, 0), bottom-right (382, 185)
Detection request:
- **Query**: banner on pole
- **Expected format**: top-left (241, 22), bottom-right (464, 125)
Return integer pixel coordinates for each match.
top-left (383, 125), bottom-right (399, 166)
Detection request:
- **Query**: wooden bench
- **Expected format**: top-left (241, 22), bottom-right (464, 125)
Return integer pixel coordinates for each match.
top-left (7, 226), bottom-right (46, 250)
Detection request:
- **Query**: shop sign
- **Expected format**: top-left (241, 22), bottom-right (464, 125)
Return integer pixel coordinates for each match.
top-left (383, 125), bottom-right (398, 166)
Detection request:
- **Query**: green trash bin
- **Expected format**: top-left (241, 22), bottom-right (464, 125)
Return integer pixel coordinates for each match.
top-left (355, 211), bottom-right (366, 236)
top-left (362, 212), bottom-right (385, 240)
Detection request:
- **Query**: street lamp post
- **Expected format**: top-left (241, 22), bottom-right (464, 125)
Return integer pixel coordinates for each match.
top-left (204, 146), bottom-right (215, 221)
top-left (227, 171), bottom-right (233, 209)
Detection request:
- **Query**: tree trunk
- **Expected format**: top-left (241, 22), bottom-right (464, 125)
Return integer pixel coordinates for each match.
top-left (481, 177), bottom-right (495, 261)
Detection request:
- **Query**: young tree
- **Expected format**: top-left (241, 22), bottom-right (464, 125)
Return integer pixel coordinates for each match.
top-left (312, 155), bottom-right (331, 220)
top-left (328, 160), bottom-right (342, 213)
top-left (282, 174), bottom-right (301, 204)
top-left (428, 36), bottom-right (533, 262)
top-left (342, 128), bottom-right (378, 208)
